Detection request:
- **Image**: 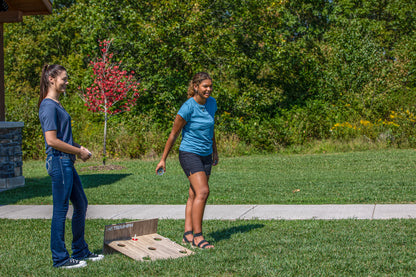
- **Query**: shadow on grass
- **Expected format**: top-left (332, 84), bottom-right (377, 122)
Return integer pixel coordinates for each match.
top-left (0, 173), bottom-right (131, 205)
top-left (209, 223), bottom-right (265, 242)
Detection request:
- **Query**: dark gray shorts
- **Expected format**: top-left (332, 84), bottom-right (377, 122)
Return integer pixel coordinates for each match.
top-left (179, 151), bottom-right (212, 177)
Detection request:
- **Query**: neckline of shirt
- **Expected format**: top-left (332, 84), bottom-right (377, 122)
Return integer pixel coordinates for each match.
top-left (192, 97), bottom-right (209, 107)
top-left (44, 98), bottom-right (64, 108)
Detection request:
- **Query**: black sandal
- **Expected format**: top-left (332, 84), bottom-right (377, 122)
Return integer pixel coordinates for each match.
top-left (182, 230), bottom-right (193, 245)
top-left (192, 232), bottom-right (213, 249)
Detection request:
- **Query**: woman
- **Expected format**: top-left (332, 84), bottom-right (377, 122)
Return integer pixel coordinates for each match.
top-left (38, 64), bottom-right (104, 268)
top-left (156, 72), bottom-right (218, 249)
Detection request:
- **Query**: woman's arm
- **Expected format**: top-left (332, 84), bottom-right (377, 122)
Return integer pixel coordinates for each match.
top-left (45, 130), bottom-right (91, 161)
top-left (155, 114), bottom-right (187, 173)
top-left (212, 131), bottom-right (219, 166)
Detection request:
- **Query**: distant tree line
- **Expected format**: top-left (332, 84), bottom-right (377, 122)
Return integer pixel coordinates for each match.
top-left (4, 0), bottom-right (416, 159)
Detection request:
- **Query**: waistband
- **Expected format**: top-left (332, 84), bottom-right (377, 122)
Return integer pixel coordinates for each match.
top-left (48, 149), bottom-right (76, 162)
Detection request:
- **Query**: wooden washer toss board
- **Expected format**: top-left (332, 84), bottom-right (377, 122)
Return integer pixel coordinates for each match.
top-left (103, 218), bottom-right (194, 261)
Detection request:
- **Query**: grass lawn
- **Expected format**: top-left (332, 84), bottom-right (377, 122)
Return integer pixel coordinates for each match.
top-left (1, 149), bottom-right (415, 205)
top-left (1, 149), bottom-right (416, 275)
top-left (1, 218), bottom-right (416, 276)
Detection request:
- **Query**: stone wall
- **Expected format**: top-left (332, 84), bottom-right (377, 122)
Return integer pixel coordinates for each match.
top-left (0, 121), bottom-right (24, 191)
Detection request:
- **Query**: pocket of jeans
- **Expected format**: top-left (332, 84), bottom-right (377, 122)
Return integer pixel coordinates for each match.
top-left (45, 156), bottom-right (53, 175)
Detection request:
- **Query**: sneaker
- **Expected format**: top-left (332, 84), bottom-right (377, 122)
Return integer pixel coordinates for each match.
top-left (60, 258), bottom-right (87, 269)
top-left (84, 253), bottom-right (104, 261)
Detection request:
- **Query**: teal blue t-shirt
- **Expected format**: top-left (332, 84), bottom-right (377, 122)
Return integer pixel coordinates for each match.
top-left (178, 97), bottom-right (217, 156)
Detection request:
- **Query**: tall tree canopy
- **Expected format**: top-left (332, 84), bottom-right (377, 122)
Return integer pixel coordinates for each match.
top-left (3, 0), bottom-right (416, 159)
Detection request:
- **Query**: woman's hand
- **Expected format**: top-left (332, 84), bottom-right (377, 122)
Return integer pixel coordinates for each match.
top-left (78, 146), bottom-right (92, 162)
top-left (155, 160), bottom-right (166, 175)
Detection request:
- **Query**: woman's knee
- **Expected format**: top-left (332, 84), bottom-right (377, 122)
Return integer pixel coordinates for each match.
top-left (72, 197), bottom-right (88, 213)
top-left (195, 188), bottom-right (210, 200)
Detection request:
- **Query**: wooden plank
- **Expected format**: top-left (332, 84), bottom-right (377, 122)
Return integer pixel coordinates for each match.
top-left (103, 219), bottom-right (193, 261)
top-left (107, 234), bottom-right (193, 261)
top-left (6, 0), bottom-right (52, 15)
top-left (0, 10), bottom-right (23, 23)
top-left (103, 219), bottom-right (158, 254)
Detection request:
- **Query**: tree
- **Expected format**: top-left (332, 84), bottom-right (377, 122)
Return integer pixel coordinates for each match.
top-left (81, 39), bottom-right (140, 165)
top-left (4, 0), bottom-right (416, 158)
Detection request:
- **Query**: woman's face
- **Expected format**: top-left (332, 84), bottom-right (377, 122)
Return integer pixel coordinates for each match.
top-left (50, 71), bottom-right (68, 93)
top-left (194, 79), bottom-right (212, 99)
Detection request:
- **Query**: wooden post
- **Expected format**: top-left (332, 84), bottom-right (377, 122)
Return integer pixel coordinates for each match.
top-left (0, 1), bottom-right (53, 190)
top-left (0, 1), bottom-right (51, 122)
top-left (0, 22), bottom-right (4, 121)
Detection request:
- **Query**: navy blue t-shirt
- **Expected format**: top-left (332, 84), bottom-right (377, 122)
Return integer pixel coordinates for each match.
top-left (178, 97), bottom-right (217, 156)
top-left (38, 98), bottom-right (74, 155)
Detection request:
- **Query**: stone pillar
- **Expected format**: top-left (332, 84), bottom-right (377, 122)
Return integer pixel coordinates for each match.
top-left (0, 121), bottom-right (24, 191)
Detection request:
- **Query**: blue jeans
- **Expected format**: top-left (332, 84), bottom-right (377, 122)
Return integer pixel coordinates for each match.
top-left (46, 151), bottom-right (90, 267)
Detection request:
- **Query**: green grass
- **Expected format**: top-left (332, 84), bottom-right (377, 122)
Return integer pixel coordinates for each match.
top-left (1, 218), bottom-right (416, 276)
top-left (1, 149), bottom-right (416, 205)
top-left (2, 149), bottom-right (416, 276)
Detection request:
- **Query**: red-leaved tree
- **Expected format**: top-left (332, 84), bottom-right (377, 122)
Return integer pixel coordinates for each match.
top-left (81, 39), bottom-right (140, 165)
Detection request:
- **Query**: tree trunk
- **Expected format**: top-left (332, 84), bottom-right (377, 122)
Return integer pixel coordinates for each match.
top-left (103, 109), bottom-right (108, 166)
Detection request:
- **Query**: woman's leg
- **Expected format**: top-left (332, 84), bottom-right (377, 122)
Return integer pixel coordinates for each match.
top-left (70, 168), bottom-right (90, 259)
top-left (188, 172), bottom-right (214, 248)
top-left (49, 156), bottom-right (72, 267)
top-left (183, 185), bottom-right (195, 243)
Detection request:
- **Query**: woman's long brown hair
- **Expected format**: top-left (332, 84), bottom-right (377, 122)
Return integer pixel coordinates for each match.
top-left (38, 64), bottom-right (66, 108)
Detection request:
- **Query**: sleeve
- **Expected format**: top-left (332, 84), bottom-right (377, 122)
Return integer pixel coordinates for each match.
top-left (207, 97), bottom-right (217, 117)
top-left (39, 102), bottom-right (57, 133)
top-left (177, 100), bottom-right (192, 122)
